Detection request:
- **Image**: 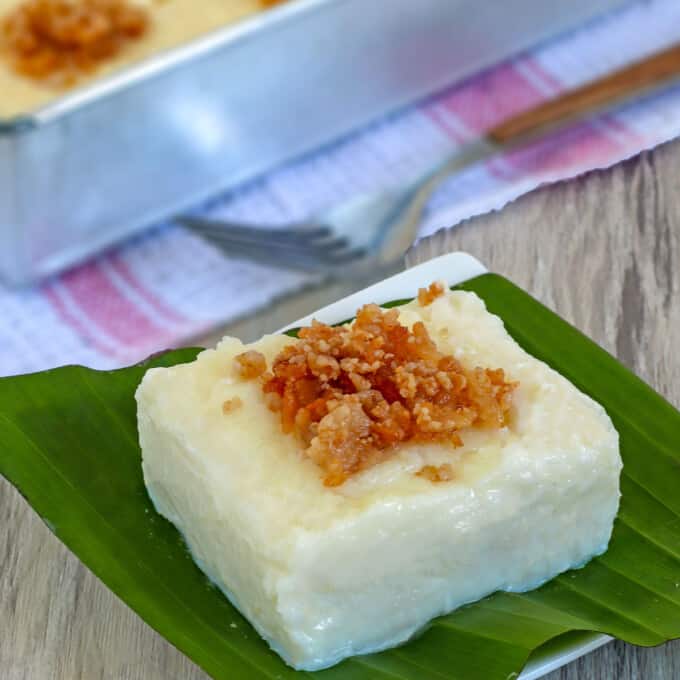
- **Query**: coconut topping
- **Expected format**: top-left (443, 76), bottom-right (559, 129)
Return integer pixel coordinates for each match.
top-left (417, 281), bottom-right (445, 306)
top-left (1, 0), bottom-right (149, 86)
top-left (246, 296), bottom-right (517, 487)
top-left (222, 396), bottom-right (242, 414)
top-left (416, 463), bottom-right (455, 482)
top-left (235, 350), bottom-right (267, 380)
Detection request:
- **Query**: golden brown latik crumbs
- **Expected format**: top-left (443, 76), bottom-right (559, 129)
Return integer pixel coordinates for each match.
top-left (235, 350), bottom-right (267, 380)
top-left (1, 0), bottom-right (149, 86)
top-left (253, 296), bottom-right (517, 487)
top-left (222, 396), bottom-right (242, 414)
top-left (417, 281), bottom-right (445, 306)
top-left (416, 463), bottom-right (454, 483)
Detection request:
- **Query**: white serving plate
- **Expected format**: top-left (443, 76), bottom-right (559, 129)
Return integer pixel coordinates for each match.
top-left (284, 251), bottom-right (612, 679)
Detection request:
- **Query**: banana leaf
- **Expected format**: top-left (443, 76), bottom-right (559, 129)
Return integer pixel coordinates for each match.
top-left (0, 273), bottom-right (678, 680)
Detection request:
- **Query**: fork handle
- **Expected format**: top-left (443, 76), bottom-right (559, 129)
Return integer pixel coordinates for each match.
top-left (489, 43), bottom-right (680, 145)
top-left (377, 44), bottom-right (680, 262)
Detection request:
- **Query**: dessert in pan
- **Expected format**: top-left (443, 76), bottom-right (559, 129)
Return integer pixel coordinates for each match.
top-left (0, 0), bottom-right (284, 117)
top-left (137, 282), bottom-right (622, 670)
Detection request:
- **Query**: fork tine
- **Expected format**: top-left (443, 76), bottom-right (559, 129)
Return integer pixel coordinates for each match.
top-left (237, 230), bottom-right (350, 252)
top-left (179, 217), bottom-right (334, 245)
top-left (185, 219), bottom-right (353, 255)
top-left (201, 232), bottom-right (361, 261)
top-left (193, 230), bottom-right (351, 255)
top-left (309, 235), bottom-right (350, 252)
top-left (209, 238), bottom-right (367, 272)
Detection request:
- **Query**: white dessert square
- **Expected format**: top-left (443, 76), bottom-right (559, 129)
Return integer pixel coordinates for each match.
top-left (136, 287), bottom-right (621, 670)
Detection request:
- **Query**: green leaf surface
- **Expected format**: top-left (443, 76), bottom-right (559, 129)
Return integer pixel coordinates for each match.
top-left (0, 274), bottom-right (678, 679)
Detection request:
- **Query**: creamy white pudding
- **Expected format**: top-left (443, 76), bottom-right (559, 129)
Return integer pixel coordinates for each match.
top-left (136, 286), bottom-right (621, 670)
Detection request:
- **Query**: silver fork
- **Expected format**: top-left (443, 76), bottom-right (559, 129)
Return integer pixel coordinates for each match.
top-left (179, 139), bottom-right (494, 275)
top-left (179, 43), bottom-right (680, 273)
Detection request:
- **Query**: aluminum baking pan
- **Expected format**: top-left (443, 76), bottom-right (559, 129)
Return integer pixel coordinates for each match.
top-left (0, 0), bottom-right (631, 285)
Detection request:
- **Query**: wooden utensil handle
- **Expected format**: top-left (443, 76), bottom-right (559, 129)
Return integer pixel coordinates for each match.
top-left (488, 43), bottom-right (680, 145)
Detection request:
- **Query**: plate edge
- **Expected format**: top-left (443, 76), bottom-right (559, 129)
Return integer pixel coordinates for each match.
top-left (278, 252), bottom-right (487, 332)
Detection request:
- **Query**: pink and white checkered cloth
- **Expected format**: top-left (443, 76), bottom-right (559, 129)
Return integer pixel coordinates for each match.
top-left (3, 0), bottom-right (680, 375)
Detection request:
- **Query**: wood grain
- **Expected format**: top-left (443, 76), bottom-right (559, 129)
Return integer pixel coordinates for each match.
top-left (2, 139), bottom-right (680, 679)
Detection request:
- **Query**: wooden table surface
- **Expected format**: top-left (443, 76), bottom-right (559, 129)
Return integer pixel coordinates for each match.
top-left (2, 139), bottom-right (680, 679)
